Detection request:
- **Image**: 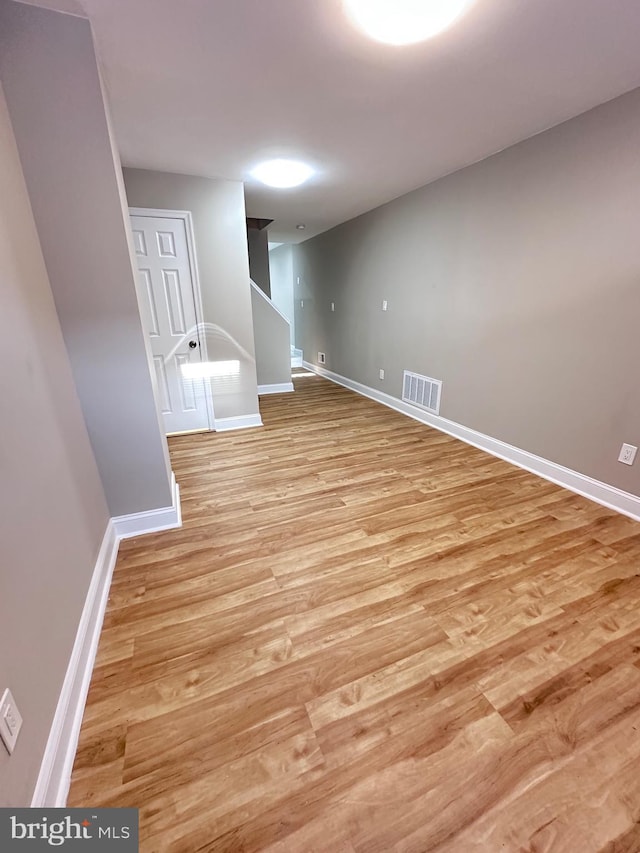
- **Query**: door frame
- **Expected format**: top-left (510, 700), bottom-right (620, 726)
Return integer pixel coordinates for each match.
top-left (129, 207), bottom-right (215, 431)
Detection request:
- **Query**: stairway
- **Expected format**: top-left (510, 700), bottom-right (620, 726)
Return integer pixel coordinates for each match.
top-left (291, 347), bottom-right (303, 368)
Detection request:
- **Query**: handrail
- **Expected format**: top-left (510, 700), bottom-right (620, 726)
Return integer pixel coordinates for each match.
top-left (249, 279), bottom-right (291, 327)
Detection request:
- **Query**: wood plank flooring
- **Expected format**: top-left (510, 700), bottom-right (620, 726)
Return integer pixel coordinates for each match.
top-left (68, 371), bottom-right (640, 852)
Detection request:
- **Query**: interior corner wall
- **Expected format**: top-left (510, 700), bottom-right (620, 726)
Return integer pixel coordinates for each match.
top-left (123, 168), bottom-right (260, 421)
top-left (0, 80), bottom-right (109, 807)
top-left (294, 87), bottom-right (640, 496)
top-left (269, 244), bottom-right (295, 344)
top-left (247, 226), bottom-right (272, 297)
top-left (0, 1), bottom-right (173, 516)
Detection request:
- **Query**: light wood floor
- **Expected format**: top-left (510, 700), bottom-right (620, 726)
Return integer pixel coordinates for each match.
top-left (69, 372), bottom-right (640, 852)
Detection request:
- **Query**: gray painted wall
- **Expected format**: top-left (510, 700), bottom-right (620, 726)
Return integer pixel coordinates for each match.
top-left (0, 82), bottom-right (109, 806)
top-left (247, 227), bottom-right (271, 297)
top-left (295, 87), bottom-right (640, 495)
top-left (123, 169), bottom-right (260, 422)
top-left (250, 283), bottom-right (292, 388)
top-left (269, 244), bottom-right (295, 345)
top-left (0, 1), bottom-right (173, 516)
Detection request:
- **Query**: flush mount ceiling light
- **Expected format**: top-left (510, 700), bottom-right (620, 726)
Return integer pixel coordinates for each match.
top-left (343, 0), bottom-right (475, 45)
top-left (250, 159), bottom-right (314, 189)
top-left (296, 224), bottom-right (306, 230)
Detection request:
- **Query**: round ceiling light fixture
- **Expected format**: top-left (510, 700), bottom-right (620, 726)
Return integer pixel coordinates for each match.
top-left (343, 0), bottom-right (475, 46)
top-left (250, 159), bottom-right (314, 189)
top-left (296, 224), bottom-right (306, 230)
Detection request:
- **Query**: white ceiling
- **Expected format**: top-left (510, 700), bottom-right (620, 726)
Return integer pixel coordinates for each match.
top-left (18, 0), bottom-right (640, 242)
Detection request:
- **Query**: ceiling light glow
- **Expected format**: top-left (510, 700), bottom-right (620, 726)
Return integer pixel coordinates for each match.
top-left (250, 159), bottom-right (314, 189)
top-left (343, 0), bottom-right (475, 45)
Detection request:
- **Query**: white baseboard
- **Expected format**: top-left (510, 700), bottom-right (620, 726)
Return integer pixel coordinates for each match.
top-left (258, 382), bottom-right (295, 395)
top-left (31, 521), bottom-right (120, 807)
top-left (112, 471), bottom-right (182, 539)
top-left (32, 471), bottom-right (183, 804)
top-left (303, 361), bottom-right (640, 522)
top-left (214, 413), bottom-right (263, 432)
top-left (32, 471), bottom-right (184, 806)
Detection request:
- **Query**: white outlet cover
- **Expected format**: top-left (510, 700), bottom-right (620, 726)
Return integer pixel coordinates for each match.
top-left (618, 443), bottom-right (637, 465)
top-left (0, 688), bottom-right (23, 754)
top-left (382, 300), bottom-right (388, 311)
top-left (379, 368), bottom-right (385, 379)
top-left (331, 302), bottom-right (335, 312)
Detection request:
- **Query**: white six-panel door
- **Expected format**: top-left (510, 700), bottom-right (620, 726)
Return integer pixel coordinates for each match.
top-left (130, 213), bottom-right (210, 434)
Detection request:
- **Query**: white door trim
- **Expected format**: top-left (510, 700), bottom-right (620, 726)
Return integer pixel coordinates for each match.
top-left (129, 208), bottom-right (215, 429)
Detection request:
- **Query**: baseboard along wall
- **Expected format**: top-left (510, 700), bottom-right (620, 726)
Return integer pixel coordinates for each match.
top-left (258, 382), bottom-right (295, 395)
top-left (32, 471), bottom-right (182, 807)
top-left (213, 413), bottom-right (263, 432)
top-left (112, 471), bottom-right (181, 539)
top-left (302, 361), bottom-right (640, 523)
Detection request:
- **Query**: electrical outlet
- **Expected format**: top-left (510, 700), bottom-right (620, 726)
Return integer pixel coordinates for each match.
top-left (379, 368), bottom-right (385, 380)
top-left (618, 443), bottom-right (637, 465)
top-left (0, 689), bottom-right (23, 754)
top-left (317, 352), bottom-right (326, 365)
top-left (330, 302), bottom-right (335, 312)
top-left (300, 300), bottom-right (304, 308)
top-left (382, 300), bottom-right (388, 312)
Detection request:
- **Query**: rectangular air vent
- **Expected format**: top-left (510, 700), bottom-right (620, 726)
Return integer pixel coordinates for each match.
top-left (402, 370), bottom-right (441, 415)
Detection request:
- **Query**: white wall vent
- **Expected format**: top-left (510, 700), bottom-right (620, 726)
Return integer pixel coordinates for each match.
top-left (402, 370), bottom-right (442, 415)
top-left (317, 352), bottom-right (326, 364)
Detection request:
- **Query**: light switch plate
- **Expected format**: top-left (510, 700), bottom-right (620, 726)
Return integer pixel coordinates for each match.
top-left (0, 688), bottom-right (23, 754)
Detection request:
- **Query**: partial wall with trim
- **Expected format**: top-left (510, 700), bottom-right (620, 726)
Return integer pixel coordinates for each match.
top-left (251, 282), bottom-right (293, 390)
top-left (0, 2), bottom-right (173, 518)
top-left (0, 80), bottom-right (109, 807)
top-left (0, 0), bottom-right (181, 806)
top-left (123, 168), bottom-right (261, 422)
